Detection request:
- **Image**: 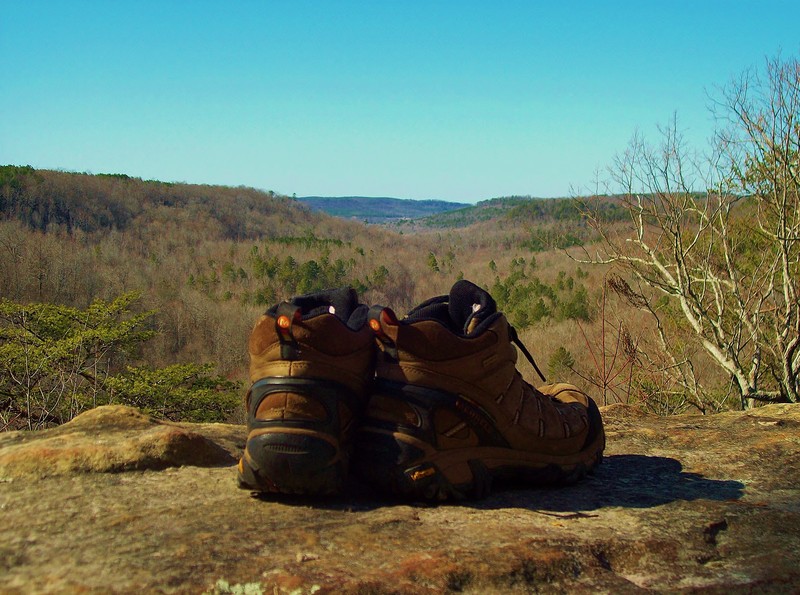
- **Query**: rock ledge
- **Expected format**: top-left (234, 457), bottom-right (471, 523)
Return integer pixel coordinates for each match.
top-left (1, 404), bottom-right (799, 593)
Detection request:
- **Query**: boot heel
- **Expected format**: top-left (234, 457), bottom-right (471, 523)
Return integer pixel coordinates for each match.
top-left (239, 430), bottom-right (345, 495)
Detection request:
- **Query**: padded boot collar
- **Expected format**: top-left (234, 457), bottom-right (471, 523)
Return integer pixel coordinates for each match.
top-left (448, 280), bottom-right (497, 335)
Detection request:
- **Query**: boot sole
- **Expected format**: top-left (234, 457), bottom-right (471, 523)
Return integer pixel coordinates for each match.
top-left (354, 399), bottom-right (605, 501)
top-left (237, 377), bottom-right (360, 496)
top-left (237, 427), bottom-right (346, 495)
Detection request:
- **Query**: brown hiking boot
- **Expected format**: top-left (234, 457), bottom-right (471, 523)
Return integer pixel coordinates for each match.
top-left (237, 287), bottom-right (374, 495)
top-left (354, 280), bottom-right (605, 500)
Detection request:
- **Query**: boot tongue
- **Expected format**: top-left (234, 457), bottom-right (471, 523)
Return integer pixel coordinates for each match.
top-left (448, 280), bottom-right (497, 335)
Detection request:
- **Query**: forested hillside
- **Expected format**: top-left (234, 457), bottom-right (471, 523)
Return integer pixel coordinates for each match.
top-left (0, 165), bottom-right (731, 430)
top-left (0, 165), bottom-right (312, 236)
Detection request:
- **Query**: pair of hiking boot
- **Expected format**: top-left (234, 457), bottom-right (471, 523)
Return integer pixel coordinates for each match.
top-left (237, 280), bottom-right (605, 500)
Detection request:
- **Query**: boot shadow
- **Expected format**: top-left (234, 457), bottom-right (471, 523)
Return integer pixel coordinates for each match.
top-left (246, 454), bottom-right (744, 512)
top-left (466, 454), bottom-right (745, 512)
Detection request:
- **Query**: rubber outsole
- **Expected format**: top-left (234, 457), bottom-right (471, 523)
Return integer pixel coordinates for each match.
top-left (237, 376), bottom-right (360, 496)
top-left (237, 429), bottom-right (346, 496)
top-left (353, 398), bottom-right (606, 501)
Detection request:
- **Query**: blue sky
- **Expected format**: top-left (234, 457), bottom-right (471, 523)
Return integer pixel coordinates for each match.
top-left (2, 1), bottom-right (799, 202)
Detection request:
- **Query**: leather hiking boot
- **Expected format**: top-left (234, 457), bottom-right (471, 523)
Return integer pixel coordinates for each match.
top-left (354, 280), bottom-right (605, 500)
top-left (237, 287), bottom-right (374, 495)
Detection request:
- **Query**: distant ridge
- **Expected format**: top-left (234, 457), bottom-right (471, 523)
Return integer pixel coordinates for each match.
top-left (298, 196), bottom-right (470, 222)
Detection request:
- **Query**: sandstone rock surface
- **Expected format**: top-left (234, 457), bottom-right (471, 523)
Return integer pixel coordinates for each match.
top-left (0, 405), bottom-right (237, 478)
top-left (1, 403), bottom-right (799, 593)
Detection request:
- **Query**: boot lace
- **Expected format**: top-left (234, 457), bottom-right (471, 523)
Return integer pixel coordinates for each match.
top-left (508, 325), bottom-right (547, 383)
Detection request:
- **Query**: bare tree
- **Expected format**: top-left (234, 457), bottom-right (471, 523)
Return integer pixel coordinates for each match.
top-left (581, 55), bottom-right (799, 409)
